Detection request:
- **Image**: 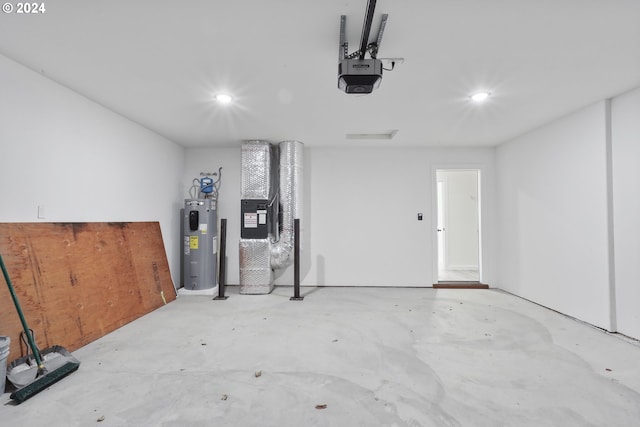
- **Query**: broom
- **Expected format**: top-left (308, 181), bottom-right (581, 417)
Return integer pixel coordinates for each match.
top-left (1, 254), bottom-right (80, 403)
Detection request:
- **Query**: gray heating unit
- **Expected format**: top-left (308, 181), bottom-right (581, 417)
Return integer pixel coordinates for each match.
top-left (239, 140), bottom-right (303, 294)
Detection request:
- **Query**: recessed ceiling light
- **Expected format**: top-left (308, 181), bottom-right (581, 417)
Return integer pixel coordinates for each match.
top-left (470, 91), bottom-right (491, 102)
top-left (215, 93), bottom-right (233, 104)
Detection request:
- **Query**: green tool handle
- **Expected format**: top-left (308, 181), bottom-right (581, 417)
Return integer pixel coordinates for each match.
top-left (0, 254), bottom-right (45, 370)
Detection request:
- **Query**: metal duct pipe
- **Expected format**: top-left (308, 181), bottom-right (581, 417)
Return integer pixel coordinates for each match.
top-left (271, 140), bottom-right (304, 269)
top-left (240, 140), bottom-right (274, 200)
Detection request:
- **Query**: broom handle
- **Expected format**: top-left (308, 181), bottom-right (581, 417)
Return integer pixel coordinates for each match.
top-left (0, 255), bottom-right (45, 369)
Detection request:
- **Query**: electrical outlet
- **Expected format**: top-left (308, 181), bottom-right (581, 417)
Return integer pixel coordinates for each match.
top-left (37, 205), bottom-right (45, 219)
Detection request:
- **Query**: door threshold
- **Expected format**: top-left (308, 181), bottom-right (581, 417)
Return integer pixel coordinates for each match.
top-left (433, 281), bottom-right (489, 289)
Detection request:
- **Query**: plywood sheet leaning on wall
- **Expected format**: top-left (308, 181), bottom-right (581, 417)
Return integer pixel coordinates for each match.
top-left (0, 222), bottom-right (177, 360)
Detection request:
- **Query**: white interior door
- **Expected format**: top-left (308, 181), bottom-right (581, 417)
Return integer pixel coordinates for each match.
top-left (437, 180), bottom-right (446, 270)
top-left (436, 169), bottom-right (480, 282)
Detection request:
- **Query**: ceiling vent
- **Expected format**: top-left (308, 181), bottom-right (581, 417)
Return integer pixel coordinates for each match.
top-left (345, 130), bottom-right (398, 140)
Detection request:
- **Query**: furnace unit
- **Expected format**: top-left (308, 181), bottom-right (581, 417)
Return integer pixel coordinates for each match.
top-left (239, 140), bottom-right (303, 294)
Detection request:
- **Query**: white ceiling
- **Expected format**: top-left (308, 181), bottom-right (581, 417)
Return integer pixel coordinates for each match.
top-left (1, 0), bottom-right (639, 148)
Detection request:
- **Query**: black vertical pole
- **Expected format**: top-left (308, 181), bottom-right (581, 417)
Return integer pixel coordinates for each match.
top-left (359, 0), bottom-right (377, 59)
top-left (290, 218), bottom-right (304, 301)
top-left (214, 218), bottom-right (229, 300)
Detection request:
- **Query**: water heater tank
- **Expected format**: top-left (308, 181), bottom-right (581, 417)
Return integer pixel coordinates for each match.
top-left (183, 198), bottom-right (217, 290)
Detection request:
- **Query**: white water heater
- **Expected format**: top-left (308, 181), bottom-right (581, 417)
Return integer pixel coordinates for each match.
top-left (182, 170), bottom-right (222, 291)
top-left (183, 198), bottom-right (217, 290)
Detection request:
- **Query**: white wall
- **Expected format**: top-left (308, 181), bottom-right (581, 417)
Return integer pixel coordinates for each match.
top-left (612, 87), bottom-right (640, 339)
top-left (496, 101), bottom-right (612, 330)
top-left (186, 146), bottom-right (495, 287)
top-left (0, 54), bottom-right (185, 286)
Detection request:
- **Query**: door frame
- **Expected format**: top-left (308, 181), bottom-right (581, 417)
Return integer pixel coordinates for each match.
top-left (436, 179), bottom-right (448, 271)
top-left (432, 164), bottom-right (485, 284)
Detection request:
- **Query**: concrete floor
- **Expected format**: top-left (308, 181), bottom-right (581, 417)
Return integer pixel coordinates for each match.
top-left (1, 287), bottom-right (640, 426)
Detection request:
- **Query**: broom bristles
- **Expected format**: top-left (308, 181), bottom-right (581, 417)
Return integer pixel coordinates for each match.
top-left (10, 361), bottom-right (80, 404)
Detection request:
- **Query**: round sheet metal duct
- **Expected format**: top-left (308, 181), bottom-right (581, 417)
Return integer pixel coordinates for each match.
top-left (271, 140), bottom-right (304, 268)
